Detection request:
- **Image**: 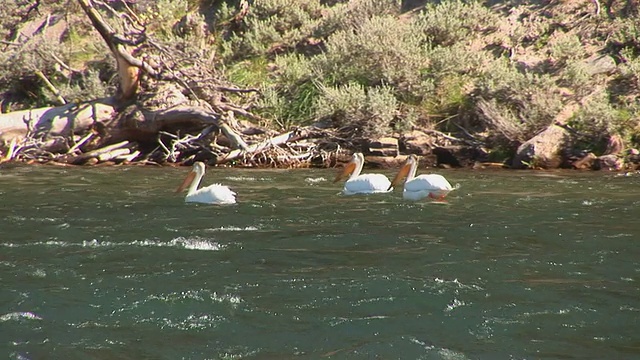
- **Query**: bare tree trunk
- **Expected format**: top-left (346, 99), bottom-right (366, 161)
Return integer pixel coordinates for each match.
top-left (0, 99), bottom-right (116, 145)
top-left (76, 0), bottom-right (140, 102)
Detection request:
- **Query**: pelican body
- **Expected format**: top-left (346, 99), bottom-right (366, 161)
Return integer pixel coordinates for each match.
top-left (334, 152), bottom-right (392, 195)
top-left (389, 154), bottom-right (453, 201)
top-left (176, 162), bottom-right (236, 204)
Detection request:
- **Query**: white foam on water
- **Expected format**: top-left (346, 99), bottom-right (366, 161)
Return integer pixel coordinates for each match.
top-left (445, 298), bottom-right (467, 312)
top-left (158, 313), bottom-right (226, 330)
top-left (0, 312), bottom-right (43, 322)
top-left (168, 237), bottom-right (223, 251)
top-left (147, 290), bottom-right (243, 305)
top-left (225, 176), bottom-right (272, 182)
top-left (305, 177), bottom-right (327, 184)
top-left (2, 237), bottom-right (224, 251)
top-left (205, 226), bottom-right (259, 232)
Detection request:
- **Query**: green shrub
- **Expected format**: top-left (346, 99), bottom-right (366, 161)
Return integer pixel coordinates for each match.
top-left (319, 0), bottom-right (401, 34)
top-left (559, 61), bottom-right (595, 96)
top-left (420, 43), bottom-right (488, 119)
top-left (220, 0), bottom-right (325, 59)
top-left (138, 0), bottom-right (191, 39)
top-left (256, 81), bottom-right (318, 131)
top-left (548, 33), bottom-right (587, 63)
top-left (618, 47), bottom-right (640, 91)
top-left (415, 0), bottom-right (498, 47)
top-left (314, 82), bottom-right (398, 138)
top-left (567, 90), bottom-right (636, 153)
top-left (473, 58), bottom-right (564, 144)
top-left (607, 17), bottom-right (640, 49)
top-left (314, 15), bottom-right (429, 95)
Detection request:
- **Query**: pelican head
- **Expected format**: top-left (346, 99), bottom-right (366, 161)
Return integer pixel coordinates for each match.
top-left (388, 154), bottom-right (419, 190)
top-left (176, 161), bottom-right (206, 193)
top-left (333, 152), bottom-right (365, 183)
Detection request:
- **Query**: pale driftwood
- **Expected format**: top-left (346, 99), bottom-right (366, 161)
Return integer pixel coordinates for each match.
top-left (116, 150), bottom-right (141, 162)
top-left (35, 70), bottom-right (66, 105)
top-left (217, 127), bottom-right (314, 164)
top-left (71, 140), bottom-right (130, 164)
top-left (67, 132), bottom-right (95, 154)
top-left (219, 111), bottom-right (249, 151)
top-left (98, 148), bottom-right (131, 162)
top-left (0, 99), bottom-right (116, 145)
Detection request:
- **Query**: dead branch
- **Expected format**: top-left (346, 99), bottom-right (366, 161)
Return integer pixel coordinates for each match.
top-left (67, 131), bottom-right (95, 154)
top-left (35, 70), bottom-right (66, 105)
top-left (219, 111), bottom-right (249, 151)
top-left (77, 0), bottom-right (141, 100)
top-left (217, 125), bottom-right (325, 164)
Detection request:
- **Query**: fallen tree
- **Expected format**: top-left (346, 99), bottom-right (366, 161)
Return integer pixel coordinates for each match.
top-left (0, 0), bottom-right (329, 167)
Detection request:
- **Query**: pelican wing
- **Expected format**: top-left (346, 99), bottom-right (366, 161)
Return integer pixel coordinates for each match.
top-left (343, 174), bottom-right (392, 195)
top-left (405, 174), bottom-right (452, 192)
top-left (186, 184), bottom-right (236, 204)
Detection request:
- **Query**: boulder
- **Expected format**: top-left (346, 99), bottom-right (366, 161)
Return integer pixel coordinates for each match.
top-left (433, 146), bottom-right (489, 167)
top-left (627, 148), bottom-right (640, 165)
top-left (583, 54), bottom-right (617, 76)
top-left (595, 154), bottom-right (623, 171)
top-left (512, 124), bottom-right (568, 169)
top-left (368, 137), bottom-right (398, 157)
top-left (399, 130), bottom-right (433, 155)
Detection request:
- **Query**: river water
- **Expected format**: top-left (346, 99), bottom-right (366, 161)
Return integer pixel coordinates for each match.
top-left (1, 164), bottom-right (639, 359)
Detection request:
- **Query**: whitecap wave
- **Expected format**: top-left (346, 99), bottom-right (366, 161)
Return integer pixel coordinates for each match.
top-left (444, 298), bottom-right (467, 312)
top-left (0, 312), bottom-right (42, 322)
top-left (205, 226), bottom-right (259, 232)
top-left (305, 177), bottom-right (327, 184)
top-left (225, 176), bottom-right (272, 182)
top-left (2, 237), bottom-right (224, 251)
top-left (168, 237), bottom-right (223, 251)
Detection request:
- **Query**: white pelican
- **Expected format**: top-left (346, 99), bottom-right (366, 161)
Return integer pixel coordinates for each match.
top-left (175, 161), bottom-right (236, 204)
top-left (333, 152), bottom-right (392, 195)
top-left (389, 154), bottom-right (454, 201)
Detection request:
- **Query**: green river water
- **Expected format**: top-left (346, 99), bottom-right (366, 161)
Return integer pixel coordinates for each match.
top-left (1, 164), bottom-right (639, 359)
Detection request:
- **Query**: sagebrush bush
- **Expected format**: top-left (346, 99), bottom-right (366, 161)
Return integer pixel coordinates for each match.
top-left (313, 15), bottom-right (429, 95)
top-left (559, 61), bottom-right (595, 96)
top-left (567, 90), bottom-right (635, 153)
top-left (618, 47), bottom-right (640, 91)
top-left (415, 0), bottom-right (498, 47)
top-left (607, 17), bottom-right (640, 49)
top-left (138, 0), bottom-right (191, 39)
top-left (419, 43), bottom-right (488, 119)
top-left (252, 54), bottom-right (320, 130)
top-left (473, 58), bottom-right (564, 144)
top-left (220, 0), bottom-right (324, 59)
top-left (314, 82), bottom-right (397, 138)
top-left (318, 0), bottom-right (401, 35)
top-left (548, 32), bottom-right (587, 63)
top-left (56, 69), bottom-right (114, 104)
